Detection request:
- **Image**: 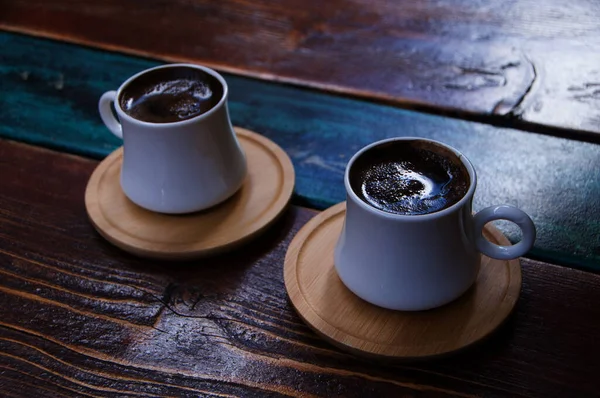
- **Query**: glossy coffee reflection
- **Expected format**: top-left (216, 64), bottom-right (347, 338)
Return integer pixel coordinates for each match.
top-left (119, 66), bottom-right (224, 123)
top-left (349, 140), bottom-right (470, 215)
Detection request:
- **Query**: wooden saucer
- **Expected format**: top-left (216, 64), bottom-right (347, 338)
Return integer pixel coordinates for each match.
top-left (85, 127), bottom-right (294, 260)
top-left (284, 202), bottom-right (522, 360)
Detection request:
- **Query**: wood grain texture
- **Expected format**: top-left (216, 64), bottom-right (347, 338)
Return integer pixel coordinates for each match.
top-left (284, 202), bottom-right (522, 359)
top-left (85, 128), bottom-right (295, 260)
top-left (1, 31), bottom-right (599, 270)
top-left (1, 139), bottom-right (600, 397)
top-left (1, 0), bottom-right (599, 135)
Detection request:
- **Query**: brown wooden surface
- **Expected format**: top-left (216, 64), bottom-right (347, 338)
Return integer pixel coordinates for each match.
top-left (85, 127), bottom-right (295, 260)
top-left (284, 202), bottom-right (522, 360)
top-left (2, 0), bottom-right (600, 136)
top-left (0, 139), bottom-right (599, 397)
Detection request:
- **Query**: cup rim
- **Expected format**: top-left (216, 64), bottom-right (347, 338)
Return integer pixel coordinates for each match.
top-left (113, 63), bottom-right (228, 127)
top-left (344, 137), bottom-right (477, 221)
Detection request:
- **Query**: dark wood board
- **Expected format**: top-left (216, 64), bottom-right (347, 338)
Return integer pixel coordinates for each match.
top-left (0, 139), bottom-right (599, 397)
top-left (1, 0), bottom-right (600, 135)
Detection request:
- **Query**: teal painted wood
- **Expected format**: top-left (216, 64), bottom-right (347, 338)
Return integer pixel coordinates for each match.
top-left (1, 31), bottom-right (599, 271)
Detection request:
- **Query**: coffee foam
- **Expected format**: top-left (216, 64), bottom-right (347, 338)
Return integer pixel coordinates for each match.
top-left (350, 141), bottom-right (469, 215)
top-left (119, 67), bottom-right (223, 123)
top-left (141, 79), bottom-right (212, 100)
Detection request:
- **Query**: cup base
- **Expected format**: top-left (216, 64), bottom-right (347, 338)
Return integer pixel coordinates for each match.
top-left (334, 267), bottom-right (478, 312)
top-left (121, 175), bottom-right (246, 215)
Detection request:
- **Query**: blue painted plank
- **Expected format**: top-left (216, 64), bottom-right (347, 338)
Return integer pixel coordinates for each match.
top-left (1, 31), bottom-right (599, 271)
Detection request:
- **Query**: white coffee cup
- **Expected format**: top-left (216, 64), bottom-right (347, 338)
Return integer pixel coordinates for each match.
top-left (334, 137), bottom-right (536, 311)
top-left (98, 63), bottom-right (247, 214)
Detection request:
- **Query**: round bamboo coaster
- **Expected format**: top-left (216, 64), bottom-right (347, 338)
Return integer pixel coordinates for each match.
top-left (85, 127), bottom-right (294, 260)
top-left (284, 202), bottom-right (522, 360)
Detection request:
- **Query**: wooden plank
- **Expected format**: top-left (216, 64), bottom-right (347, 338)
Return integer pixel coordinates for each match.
top-left (1, 32), bottom-right (599, 270)
top-left (1, 0), bottom-right (599, 136)
top-left (1, 139), bottom-right (600, 397)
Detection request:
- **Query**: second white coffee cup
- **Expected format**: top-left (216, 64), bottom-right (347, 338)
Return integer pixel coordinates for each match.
top-left (334, 137), bottom-right (536, 311)
top-left (98, 63), bottom-right (247, 214)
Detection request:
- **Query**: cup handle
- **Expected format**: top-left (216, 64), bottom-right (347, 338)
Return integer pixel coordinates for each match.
top-left (473, 205), bottom-right (536, 260)
top-left (98, 91), bottom-right (123, 139)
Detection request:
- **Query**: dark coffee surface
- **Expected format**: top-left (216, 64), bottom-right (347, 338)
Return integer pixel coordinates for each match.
top-left (119, 66), bottom-right (223, 123)
top-left (350, 141), bottom-right (470, 215)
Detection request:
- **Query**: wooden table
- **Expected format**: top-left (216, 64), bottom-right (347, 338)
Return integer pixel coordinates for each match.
top-left (1, 1), bottom-right (600, 396)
